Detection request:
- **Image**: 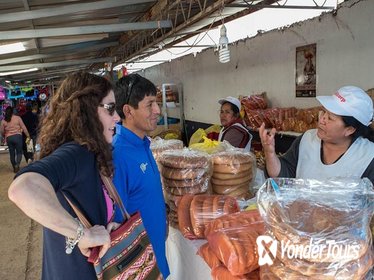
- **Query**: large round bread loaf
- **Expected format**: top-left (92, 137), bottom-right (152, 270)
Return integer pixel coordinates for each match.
top-left (212, 169), bottom-right (251, 180)
top-left (150, 139), bottom-right (183, 161)
top-left (177, 194), bottom-right (196, 239)
top-left (164, 185), bottom-right (206, 196)
top-left (163, 174), bottom-right (209, 188)
top-left (212, 180), bottom-right (249, 195)
top-left (267, 200), bottom-right (369, 263)
top-left (161, 166), bottom-right (207, 180)
top-left (159, 149), bottom-right (211, 169)
top-left (213, 162), bottom-right (252, 174)
top-left (211, 174), bottom-right (251, 186)
top-left (212, 150), bottom-right (254, 165)
top-left (278, 249), bottom-right (373, 279)
top-left (190, 195), bottom-right (206, 238)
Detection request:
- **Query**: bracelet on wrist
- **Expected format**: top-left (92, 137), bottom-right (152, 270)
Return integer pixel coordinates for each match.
top-left (65, 218), bottom-right (84, 254)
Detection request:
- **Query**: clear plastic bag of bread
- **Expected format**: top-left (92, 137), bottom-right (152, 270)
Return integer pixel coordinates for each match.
top-left (211, 265), bottom-right (260, 280)
top-left (204, 209), bottom-right (265, 237)
top-left (206, 222), bottom-right (262, 276)
top-left (257, 177), bottom-right (374, 279)
top-left (159, 148), bottom-right (212, 191)
top-left (150, 137), bottom-right (184, 162)
top-left (211, 148), bottom-right (257, 200)
top-left (178, 194), bottom-right (240, 239)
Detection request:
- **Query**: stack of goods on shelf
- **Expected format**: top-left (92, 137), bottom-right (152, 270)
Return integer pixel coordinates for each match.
top-left (156, 85), bottom-right (178, 104)
top-left (211, 150), bottom-right (256, 199)
top-left (177, 194), bottom-right (240, 239)
top-left (197, 209), bottom-right (265, 280)
top-left (241, 92), bottom-right (321, 133)
top-left (257, 177), bottom-right (374, 279)
top-left (158, 149), bottom-right (212, 228)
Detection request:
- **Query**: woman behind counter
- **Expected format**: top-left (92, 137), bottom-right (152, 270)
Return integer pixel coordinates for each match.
top-left (259, 86), bottom-right (374, 184)
top-left (218, 96), bottom-right (252, 152)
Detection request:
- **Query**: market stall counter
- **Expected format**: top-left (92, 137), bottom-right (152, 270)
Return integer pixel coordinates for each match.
top-left (166, 226), bottom-right (211, 280)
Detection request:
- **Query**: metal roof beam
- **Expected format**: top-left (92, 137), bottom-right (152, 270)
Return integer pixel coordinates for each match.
top-left (0, 0), bottom-right (156, 23)
top-left (0, 41), bottom-right (119, 65)
top-left (0, 57), bottom-right (114, 72)
top-left (226, 4), bottom-right (335, 9)
top-left (0, 21), bottom-right (172, 40)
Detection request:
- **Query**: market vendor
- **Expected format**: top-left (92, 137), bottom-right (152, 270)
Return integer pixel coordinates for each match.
top-left (259, 86), bottom-right (374, 184)
top-left (218, 96), bottom-right (252, 152)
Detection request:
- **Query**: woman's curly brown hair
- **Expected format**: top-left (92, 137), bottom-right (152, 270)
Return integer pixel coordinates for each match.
top-left (38, 72), bottom-right (114, 177)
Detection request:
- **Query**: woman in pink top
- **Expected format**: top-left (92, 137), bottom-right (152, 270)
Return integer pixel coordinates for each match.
top-left (0, 107), bottom-right (30, 172)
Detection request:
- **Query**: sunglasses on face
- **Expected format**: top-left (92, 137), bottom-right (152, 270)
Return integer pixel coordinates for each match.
top-left (99, 102), bottom-right (116, 116)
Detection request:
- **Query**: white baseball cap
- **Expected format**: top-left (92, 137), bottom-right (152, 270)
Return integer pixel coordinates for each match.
top-left (218, 96), bottom-right (241, 111)
top-left (316, 86), bottom-right (374, 126)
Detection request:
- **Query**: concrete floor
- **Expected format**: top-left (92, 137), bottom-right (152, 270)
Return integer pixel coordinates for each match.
top-left (0, 152), bottom-right (42, 280)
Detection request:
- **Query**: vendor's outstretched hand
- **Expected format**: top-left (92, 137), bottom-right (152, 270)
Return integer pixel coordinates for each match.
top-left (259, 123), bottom-right (276, 154)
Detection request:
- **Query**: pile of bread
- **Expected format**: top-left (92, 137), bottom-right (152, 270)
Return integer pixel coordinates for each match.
top-left (150, 138), bottom-right (184, 163)
top-left (197, 209), bottom-right (265, 279)
top-left (177, 194), bottom-right (240, 239)
top-left (257, 178), bottom-right (374, 279)
top-left (211, 151), bottom-right (255, 199)
top-left (240, 92), bottom-right (321, 133)
top-left (158, 149), bottom-right (212, 227)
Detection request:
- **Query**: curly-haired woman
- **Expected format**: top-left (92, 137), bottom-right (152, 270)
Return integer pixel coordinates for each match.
top-left (8, 72), bottom-right (120, 279)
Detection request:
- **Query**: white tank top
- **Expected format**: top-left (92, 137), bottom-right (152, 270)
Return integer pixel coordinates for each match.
top-left (296, 129), bottom-right (374, 179)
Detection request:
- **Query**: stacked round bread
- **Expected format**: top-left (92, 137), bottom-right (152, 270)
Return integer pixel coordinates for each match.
top-left (211, 151), bottom-right (255, 199)
top-left (177, 194), bottom-right (240, 239)
top-left (150, 138), bottom-right (184, 162)
top-left (158, 149), bottom-right (212, 227)
top-left (263, 200), bottom-right (373, 279)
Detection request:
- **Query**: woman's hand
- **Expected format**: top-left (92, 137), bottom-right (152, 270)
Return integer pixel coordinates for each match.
top-left (78, 225), bottom-right (111, 258)
top-left (259, 123), bottom-right (276, 154)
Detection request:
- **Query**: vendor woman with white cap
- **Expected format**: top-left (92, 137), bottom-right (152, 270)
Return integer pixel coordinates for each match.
top-left (218, 96), bottom-right (252, 152)
top-left (259, 86), bottom-right (374, 184)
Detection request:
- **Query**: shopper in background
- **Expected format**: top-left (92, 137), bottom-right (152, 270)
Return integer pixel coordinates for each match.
top-left (8, 72), bottom-right (121, 279)
top-left (260, 86), bottom-right (374, 184)
top-left (0, 106), bottom-right (30, 172)
top-left (218, 96), bottom-right (252, 152)
top-left (21, 103), bottom-right (39, 163)
top-left (113, 73), bottom-right (170, 279)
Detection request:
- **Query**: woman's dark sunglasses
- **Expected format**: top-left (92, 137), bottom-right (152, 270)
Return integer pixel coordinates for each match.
top-left (99, 102), bottom-right (116, 116)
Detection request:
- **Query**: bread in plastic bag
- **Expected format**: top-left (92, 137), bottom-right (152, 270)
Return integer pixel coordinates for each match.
top-left (197, 242), bottom-right (222, 269)
top-left (207, 226), bottom-right (261, 276)
top-left (211, 149), bottom-right (257, 199)
top-left (211, 265), bottom-right (260, 280)
top-left (150, 137), bottom-right (183, 162)
top-left (204, 209), bottom-right (265, 238)
top-left (257, 177), bottom-right (374, 279)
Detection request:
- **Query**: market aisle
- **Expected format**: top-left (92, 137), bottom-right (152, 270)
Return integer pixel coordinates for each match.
top-left (0, 152), bottom-right (42, 280)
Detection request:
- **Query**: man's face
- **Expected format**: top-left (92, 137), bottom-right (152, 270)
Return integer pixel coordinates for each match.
top-left (127, 95), bottom-right (160, 138)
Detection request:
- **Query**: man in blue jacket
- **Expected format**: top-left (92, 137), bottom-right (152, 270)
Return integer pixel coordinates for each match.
top-left (113, 74), bottom-right (170, 279)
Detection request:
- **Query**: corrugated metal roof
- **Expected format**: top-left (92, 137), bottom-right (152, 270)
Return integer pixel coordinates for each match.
top-left (0, 0), bottom-right (307, 84)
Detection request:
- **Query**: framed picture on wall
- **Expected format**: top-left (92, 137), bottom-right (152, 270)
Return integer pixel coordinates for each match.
top-left (295, 43), bottom-right (316, 97)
